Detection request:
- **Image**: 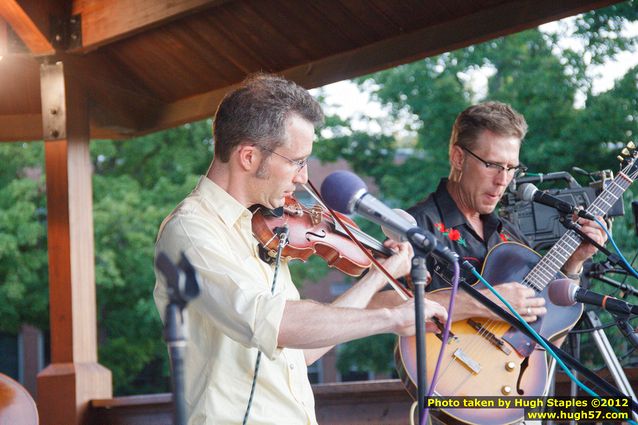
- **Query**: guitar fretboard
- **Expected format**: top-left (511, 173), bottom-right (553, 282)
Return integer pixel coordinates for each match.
top-left (522, 169), bottom-right (635, 291)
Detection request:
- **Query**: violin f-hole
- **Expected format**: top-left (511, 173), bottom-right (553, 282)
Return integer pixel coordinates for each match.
top-left (305, 229), bottom-right (327, 241)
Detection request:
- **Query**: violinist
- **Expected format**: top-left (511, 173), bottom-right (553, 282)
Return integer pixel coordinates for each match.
top-left (152, 73), bottom-right (447, 425)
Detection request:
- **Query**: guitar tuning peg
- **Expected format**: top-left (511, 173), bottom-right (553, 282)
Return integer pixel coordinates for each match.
top-left (627, 141), bottom-right (636, 149)
top-left (622, 148), bottom-right (631, 156)
top-left (618, 155), bottom-right (625, 162)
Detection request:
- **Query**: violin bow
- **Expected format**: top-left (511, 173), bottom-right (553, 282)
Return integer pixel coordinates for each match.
top-left (304, 180), bottom-right (412, 301)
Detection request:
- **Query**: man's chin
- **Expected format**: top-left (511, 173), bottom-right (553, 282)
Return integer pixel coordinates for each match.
top-left (268, 198), bottom-right (286, 209)
top-left (479, 204), bottom-right (497, 215)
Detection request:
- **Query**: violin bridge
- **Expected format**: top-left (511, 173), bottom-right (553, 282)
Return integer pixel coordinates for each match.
top-left (310, 205), bottom-right (322, 225)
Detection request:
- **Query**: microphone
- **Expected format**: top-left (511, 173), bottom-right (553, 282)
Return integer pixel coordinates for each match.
top-left (382, 208), bottom-right (417, 242)
top-left (516, 183), bottom-right (596, 221)
top-left (548, 279), bottom-right (638, 316)
top-left (320, 171), bottom-right (457, 263)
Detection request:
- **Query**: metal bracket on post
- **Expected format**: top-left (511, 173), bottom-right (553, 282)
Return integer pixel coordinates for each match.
top-left (40, 61), bottom-right (67, 141)
top-left (50, 14), bottom-right (82, 50)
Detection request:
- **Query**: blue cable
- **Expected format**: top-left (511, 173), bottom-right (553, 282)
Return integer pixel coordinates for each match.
top-left (593, 216), bottom-right (638, 281)
top-left (469, 268), bottom-right (637, 425)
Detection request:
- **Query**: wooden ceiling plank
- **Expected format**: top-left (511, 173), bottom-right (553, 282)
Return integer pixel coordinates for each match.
top-left (233, 3), bottom-right (308, 65)
top-left (71, 0), bottom-right (230, 52)
top-left (58, 53), bottom-right (167, 135)
top-left (168, 24), bottom-right (240, 85)
top-left (186, 14), bottom-right (260, 73)
top-left (0, 0), bottom-right (55, 55)
top-left (143, 0), bottom-right (620, 137)
top-left (282, 0), bottom-right (622, 88)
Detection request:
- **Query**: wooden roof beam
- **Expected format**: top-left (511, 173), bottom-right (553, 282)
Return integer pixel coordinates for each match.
top-left (71, 0), bottom-right (230, 52)
top-left (282, 0), bottom-right (623, 89)
top-left (142, 0), bottom-right (620, 136)
top-left (0, 0), bottom-right (61, 56)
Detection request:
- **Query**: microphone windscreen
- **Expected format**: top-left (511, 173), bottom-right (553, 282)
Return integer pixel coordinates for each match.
top-left (547, 278), bottom-right (576, 306)
top-left (320, 171), bottom-right (367, 214)
top-left (516, 183), bottom-right (537, 202)
top-left (382, 209), bottom-right (417, 242)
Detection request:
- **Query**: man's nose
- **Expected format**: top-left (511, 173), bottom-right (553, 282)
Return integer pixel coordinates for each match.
top-left (495, 168), bottom-right (511, 186)
top-left (294, 164), bottom-right (309, 184)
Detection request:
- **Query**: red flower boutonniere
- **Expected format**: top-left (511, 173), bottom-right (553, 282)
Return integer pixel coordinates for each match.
top-left (434, 222), bottom-right (467, 247)
top-left (499, 233), bottom-right (510, 242)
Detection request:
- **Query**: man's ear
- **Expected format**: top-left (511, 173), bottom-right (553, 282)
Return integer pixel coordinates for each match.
top-left (450, 145), bottom-right (464, 172)
top-left (236, 144), bottom-right (260, 171)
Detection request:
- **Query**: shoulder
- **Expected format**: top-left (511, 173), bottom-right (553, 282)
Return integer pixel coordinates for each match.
top-left (407, 192), bottom-right (438, 228)
top-left (498, 214), bottom-right (530, 245)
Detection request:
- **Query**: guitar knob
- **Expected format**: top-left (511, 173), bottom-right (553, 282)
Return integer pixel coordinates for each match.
top-left (622, 148), bottom-right (631, 156)
top-left (501, 385), bottom-right (512, 395)
top-left (505, 361), bottom-right (516, 372)
top-left (628, 141), bottom-right (636, 149)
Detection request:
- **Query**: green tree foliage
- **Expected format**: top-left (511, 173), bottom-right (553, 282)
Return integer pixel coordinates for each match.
top-left (0, 142), bottom-right (48, 332)
top-left (90, 121), bottom-right (214, 394)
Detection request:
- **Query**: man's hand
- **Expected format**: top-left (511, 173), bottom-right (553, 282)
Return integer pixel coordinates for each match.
top-left (375, 240), bottom-right (414, 279)
top-left (563, 215), bottom-right (608, 274)
top-left (481, 282), bottom-right (546, 323)
top-left (390, 297), bottom-right (448, 335)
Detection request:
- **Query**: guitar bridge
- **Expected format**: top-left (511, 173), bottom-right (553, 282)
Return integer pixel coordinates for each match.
top-left (468, 319), bottom-right (512, 355)
top-left (433, 317), bottom-right (457, 343)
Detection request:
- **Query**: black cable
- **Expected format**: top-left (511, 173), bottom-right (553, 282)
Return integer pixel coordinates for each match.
top-left (569, 320), bottom-right (617, 334)
top-left (621, 251), bottom-right (638, 286)
top-left (242, 225), bottom-right (289, 425)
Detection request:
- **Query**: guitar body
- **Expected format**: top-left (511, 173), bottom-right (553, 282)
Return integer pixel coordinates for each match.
top-left (396, 241), bottom-right (583, 425)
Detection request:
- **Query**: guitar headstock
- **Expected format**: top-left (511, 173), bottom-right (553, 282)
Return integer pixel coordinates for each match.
top-left (618, 141), bottom-right (638, 179)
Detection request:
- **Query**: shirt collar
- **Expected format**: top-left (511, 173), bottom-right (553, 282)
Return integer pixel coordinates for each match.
top-left (196, 176), bottom-right (251, 228)
top-left (434, 178), bottom-right (503, 233)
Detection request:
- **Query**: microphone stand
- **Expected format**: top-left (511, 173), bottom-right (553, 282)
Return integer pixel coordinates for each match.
top-left (586, 263), bottom-right (638, 298)
top-left (156, 252), bottom-right (201, 425)
top-left (410, 248), bottom-right (429, 425)
top-left (561, 216), bottom-right (638, 344)
top-left (560, 215), bottom-right (638, 287)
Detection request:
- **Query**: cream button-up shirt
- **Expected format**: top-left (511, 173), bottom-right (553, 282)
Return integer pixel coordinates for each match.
top-left (154, 176), bottom-right (317, 425)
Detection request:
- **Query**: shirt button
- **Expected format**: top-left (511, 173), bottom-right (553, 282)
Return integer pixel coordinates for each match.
top-left (289, 363), bottom-right (295, 370)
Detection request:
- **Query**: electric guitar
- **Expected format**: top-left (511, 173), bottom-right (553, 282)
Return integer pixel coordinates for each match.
top-left (395, 143), bottom-right (638, 425)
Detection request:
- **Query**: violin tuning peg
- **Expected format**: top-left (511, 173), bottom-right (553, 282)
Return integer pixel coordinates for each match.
top-left (621, 148), bottom-right (631, 156)
top-left (627, 141), bottom-right (636, 150)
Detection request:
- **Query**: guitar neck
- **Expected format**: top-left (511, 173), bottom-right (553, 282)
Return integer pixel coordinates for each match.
top-left (522, 169), bottom-right (634, 290)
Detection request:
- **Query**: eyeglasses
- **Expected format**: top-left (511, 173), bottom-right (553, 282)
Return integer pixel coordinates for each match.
top-left (259, 146), bottom-right (309, 173)
top-left (461, 146), bottom-right (527, 177)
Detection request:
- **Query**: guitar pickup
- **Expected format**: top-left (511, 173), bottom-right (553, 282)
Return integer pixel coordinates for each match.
top-left (452, 348), bottom-right (481, 375)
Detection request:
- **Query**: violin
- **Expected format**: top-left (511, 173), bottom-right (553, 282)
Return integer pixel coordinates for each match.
top-left (251, 195), bottom-right (394, 276)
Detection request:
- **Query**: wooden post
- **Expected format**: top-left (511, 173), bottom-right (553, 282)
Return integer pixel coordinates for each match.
top-left (36, 60), bottom-right (112, 425)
